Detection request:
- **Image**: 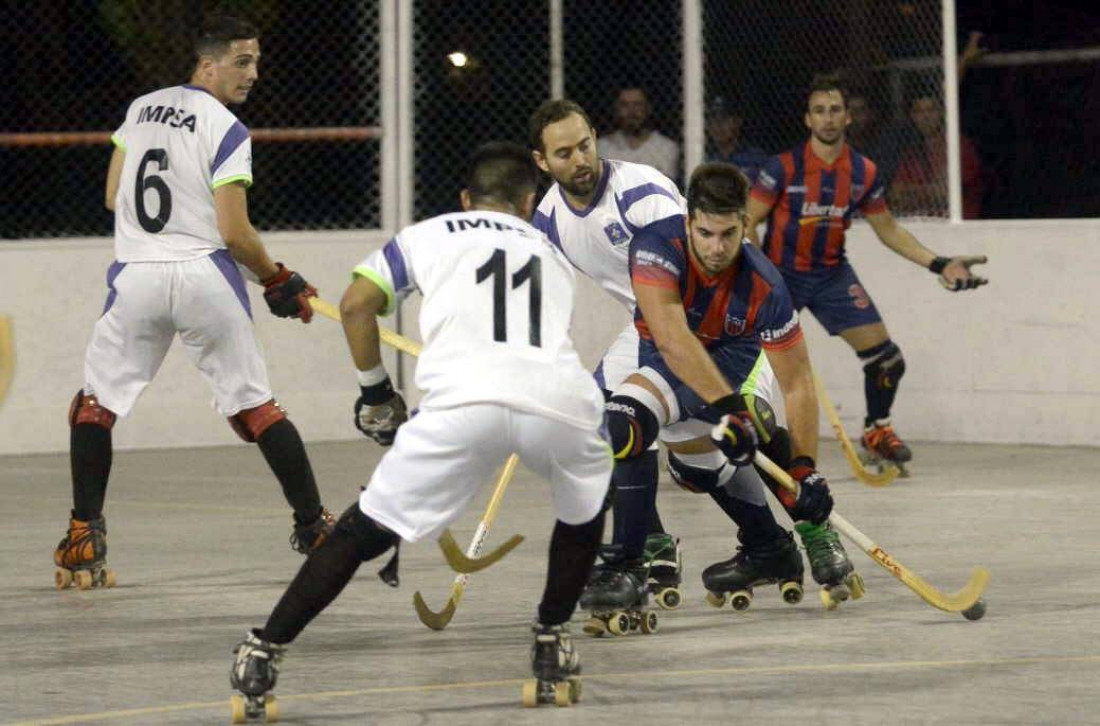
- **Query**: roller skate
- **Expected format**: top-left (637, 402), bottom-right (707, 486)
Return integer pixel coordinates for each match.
top-left (578, 548), bottom-right (658, 637)
top-left (795, 521), bottom-right (866, 610)
top-left (701, 531), bottom-right (804, 611)
top-left (521, 622), bottom-right (582, 707)
top-left (53, 512), bottom-right (116, 590)
top-left (643, 533), bottom-right (684, 610)
top-left (229, 629), bottom-right (285, 723)
top-left (860, 421), bottom-right (911, 477)
top-left (289, 507), bottom-right (336, 554)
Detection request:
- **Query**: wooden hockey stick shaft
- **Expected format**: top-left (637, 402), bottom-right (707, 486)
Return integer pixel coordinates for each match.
top-left (310, 298), bottom-right (422, 356)
top-left (811, 370), bottom-right (897, 487)
top-left (754, 451), bottom-right (989, 613)
top-left (0, 316), bottom-right (12, 410)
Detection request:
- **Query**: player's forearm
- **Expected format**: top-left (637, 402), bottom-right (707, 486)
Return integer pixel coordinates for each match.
top-left (876, 221), bottom-right (937, 268)
top-left (224, 228), bottom-right (280, 281)
top-left (654, 329), bottom-right (734, 403)
top-left (782, 372), bottom-right (819, 462)
top-left (340, 303), bottom-right (383, 372)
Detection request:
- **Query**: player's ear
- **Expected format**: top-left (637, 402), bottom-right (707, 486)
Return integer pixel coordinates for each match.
top-left (804, 111), bottom-right (812, 130)
top-left (459, 188), bottom-right (473, 211)
top-left (518, 191), bottom-right (537, 221)
top-left (531, 149), bottom-right (549, 173)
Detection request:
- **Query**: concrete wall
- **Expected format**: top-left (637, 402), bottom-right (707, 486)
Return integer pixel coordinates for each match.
top-left (2, 220), bottom-right (1098, 455)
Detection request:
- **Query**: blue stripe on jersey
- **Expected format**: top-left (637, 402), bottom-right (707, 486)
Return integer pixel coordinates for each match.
top-left (811, 167), bottom-right (836, 265)
top-left (211, 120), bottom-right (249, 174)
top-left (615, 183), bottom-right (679, 233)
top-left (850, 153), bottom-right (868, 205)
top-left (532, 207), bottom-right (563, 250)
top-left (783, 149), bottom-right (807, 270)
top-left (382, 238), bottom-right (410, 292)
top-left (560, 159), bottom-right (612, 218)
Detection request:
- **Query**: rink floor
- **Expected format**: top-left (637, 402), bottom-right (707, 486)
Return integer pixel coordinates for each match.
top-left (3, 440), bottom-right (1099, 725)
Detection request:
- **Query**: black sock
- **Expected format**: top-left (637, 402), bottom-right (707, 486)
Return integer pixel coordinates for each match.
top-left (708, 485), bottom-right (785, 547)
top-left (71, 424), bottom-right (112, 521)
top-left (611, 456), bottom-right (656, 560)
top-left (637, 449), bottom-right (665, 535)
top-left (859, 340), bottom-right (903, 426)
top-left (262, 505), bottom-right (395, 644)
top-left (256, 419), bottom-right (322, 524)
top-left (538, 511), bottom-right (606, 625)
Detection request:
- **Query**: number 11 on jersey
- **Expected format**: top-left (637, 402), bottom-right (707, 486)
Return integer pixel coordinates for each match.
top-left (475, 249), bottom-right (542, 347)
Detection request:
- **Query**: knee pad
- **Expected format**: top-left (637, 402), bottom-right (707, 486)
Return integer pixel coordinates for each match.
top-left (861, 341), bottom-right (906, 390)
top-left (739, 393), bottom-right (779, 444)
top-left (666, 450), bottom-right (731, 495)
top-left (69, 390), bottom-right (116, 430)
top-left (228, 400), bottom-right (286, 443)
top-left (759, 426), bottom-right (792, 469)
top-left (335, 504), bottom-right (398, 562)
top-left (605, 393), bottom-right (660, 460)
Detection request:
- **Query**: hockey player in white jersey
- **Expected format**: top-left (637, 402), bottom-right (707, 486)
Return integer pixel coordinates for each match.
top-left (527, 100), bottom-right (787, 616)
top-left (53, 17), bottom-right (335, 591)
top-left (229, 142), bottom-right (611, 714)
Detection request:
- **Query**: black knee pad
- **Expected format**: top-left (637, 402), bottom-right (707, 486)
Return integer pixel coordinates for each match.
top-left (666, 451), bottom-right (722, 495)
top-left (740, 393), bottom-right (780, 444)
top-left (334, 504), bottom-right (398, 562)
top-left (759, 426), bottom-right (792, 469)
top-left (605, 395), bottom-right (659, 460)
top-left (861, 341), bottom-right (906, 391)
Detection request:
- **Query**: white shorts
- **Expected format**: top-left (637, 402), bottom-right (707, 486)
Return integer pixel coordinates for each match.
top-left (83, 253), bottom-right (271, 418)
top-left (594, 323), bottom-right (641, 394)
top-left (359, 404), bottom-right (612, 543)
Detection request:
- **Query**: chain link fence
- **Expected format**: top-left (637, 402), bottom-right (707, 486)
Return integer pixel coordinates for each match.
top-left (2, 1), bottom-right (381, 239)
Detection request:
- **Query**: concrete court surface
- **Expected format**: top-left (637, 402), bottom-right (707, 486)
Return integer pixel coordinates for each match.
top-left (2, 440), bottom-right (1099, 725)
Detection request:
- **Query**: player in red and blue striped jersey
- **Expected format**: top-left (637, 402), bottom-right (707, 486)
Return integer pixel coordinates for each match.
top-left (747, 74), bottom-right (988, 467)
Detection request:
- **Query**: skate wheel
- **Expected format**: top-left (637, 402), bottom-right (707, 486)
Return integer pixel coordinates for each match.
top-left (656, 587), bottom-right (682, 610)
top-left (569, 677), bottom-right (583, 703)
top-left (704, 590), bottom-right (728, 608)
top-left (962, 598), bottom-right (987, 621)
top-left (102, 568), bottom-right (117, 588)
top-left (264, 695), bottom-right (278, 723)
top-left (730, 590), bottom-right (752, 612)
top-left (522, 679), bottom-right (539, 707)
top-left (607, 612), bottom-right (629, 636)
top-left (847, 573), bottom-right (866, 600)
top-left (553, 680), bottom-right (573, 707)
top-left (780, 580), bottom-right (803, 605)
top-left (819, 588), bottom-right (838, 611)
top-left (897, 464), bottom-right (911, 478)
top-left (55, 568), bottom-right (73, 590)
top-left (582, 617), bottom-right (606, 637)
top-left (74, 570), bottom-right (93, 590)
top-left (230, 695), bottom-right (247, 724)
top-left (640, 610), bottom-right (659, 634)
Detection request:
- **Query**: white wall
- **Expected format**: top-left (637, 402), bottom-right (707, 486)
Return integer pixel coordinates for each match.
top-left (2, 220), bottom-right (1098, 455)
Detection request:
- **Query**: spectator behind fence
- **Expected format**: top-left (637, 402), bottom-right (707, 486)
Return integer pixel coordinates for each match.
top-left (704, 96), bottom-right (768, 182)
top-left (846, 91), bottom-right (905, 191)
top-left (599, 87), bottom-right (680, 182)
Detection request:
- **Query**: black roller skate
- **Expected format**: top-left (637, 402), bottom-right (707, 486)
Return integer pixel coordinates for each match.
top-left (53, 512), bottom-right (116, 590)
top-left (701, 531), bottom-right (804, 611)
top-left (229, 629), bottom-right (285, 723)
top-left (861, 421), bottom-right (911, 477)
top-left (795, 521), bottom-right (866, 610)
top-left (289, 507), bottom-right (336, 554)
top-left (578, 548), bottom-right (658, 637)
top-left (644, 533), bottom-right (684, 610)
top-left (521, 622), bottom-right (582, 708)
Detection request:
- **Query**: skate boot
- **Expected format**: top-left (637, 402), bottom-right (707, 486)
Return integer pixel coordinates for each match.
top-left (289, 507), bottom-right (336, 554)
top-left (861, 420), bottom-right (912, 477)
top-left (229, 629), bottom-right (285, 723)
top-left (701, 531), bottom-right (804, 611)
top-left (522, 621), bottom-right (582, 708)
top-left (53, 513), bottom-right (116, 590)
top-left (578, 549), bottom-right (658, 637)
top-left (795, 521), bottom-right (866, 610)
top-left (643, 532), bottom-right (684, 610)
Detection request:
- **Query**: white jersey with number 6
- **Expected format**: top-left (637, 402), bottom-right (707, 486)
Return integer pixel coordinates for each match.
top-left (354, 210), bottom-right (604, 430)
top-left (110, 84), bottom-right (253, 262)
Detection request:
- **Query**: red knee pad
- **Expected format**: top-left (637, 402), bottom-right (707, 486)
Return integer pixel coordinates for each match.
top-left (69, 390), bottom-right (116, 429)
top-left (228, 400), bottom-right (286, 443)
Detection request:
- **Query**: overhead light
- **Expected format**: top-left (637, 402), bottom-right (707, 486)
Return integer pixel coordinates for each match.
top-left (447, 52), bottom-right (469, 68)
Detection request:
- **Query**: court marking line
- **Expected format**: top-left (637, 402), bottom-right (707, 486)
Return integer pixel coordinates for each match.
top-left (10, 653), bottom-right (1100, 725)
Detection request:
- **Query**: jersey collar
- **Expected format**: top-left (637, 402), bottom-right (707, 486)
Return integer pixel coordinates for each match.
top-left (805, 141), bottom-right (851, 173)
top-left (182, 84), bottom-right (218, 99)
top-left (558, 159), bottom-right (612, 218)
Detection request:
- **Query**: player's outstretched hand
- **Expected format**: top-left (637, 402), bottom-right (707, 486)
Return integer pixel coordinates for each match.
top-left (933, 255), bottom-right (988, 292)
top-left (710, 413), bottom-right (758, 467)
top-left (355, 382), bottom-right (408, 446)
top-left (262, 263), bottom-right (318, 322)
top-left (786, 457), bottom-right (834, 524)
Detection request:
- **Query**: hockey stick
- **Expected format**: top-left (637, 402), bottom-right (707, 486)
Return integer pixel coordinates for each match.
top-left (413, 454), bottom-right (521, 629)
top-left (812, 371), bottom-right (897, 487)
top-left (754, 452), bottom-right (989, 616)
top-left (0, 316), bottom-right (13, 409)
top-left (310, 298), bottom-right (423, 356)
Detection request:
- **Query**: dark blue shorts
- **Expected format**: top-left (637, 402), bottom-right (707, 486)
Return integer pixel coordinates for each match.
top-left (781, 261), bottom-right (882, 336)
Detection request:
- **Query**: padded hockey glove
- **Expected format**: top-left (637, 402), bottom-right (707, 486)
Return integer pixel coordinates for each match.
top-left (783, 456), bottom-right (834, 524)
top-left (929, 255), bottom-right (988, 292)
top-left (262, 263), bottom-right (317, 322)
top-left (710, 413), bottom-right (758, 467)
top-left (354, 377), bottom-right (408, 446)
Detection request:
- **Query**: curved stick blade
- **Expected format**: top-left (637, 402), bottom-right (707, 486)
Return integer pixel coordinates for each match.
top-left (842, 445), bottom-right (898, 487)
top-left (438, 529), bottom-right (524, 573)
top-left (412, 591), bottom-right (457, 630)
top-left (904, 566), bottom-right (991, 613)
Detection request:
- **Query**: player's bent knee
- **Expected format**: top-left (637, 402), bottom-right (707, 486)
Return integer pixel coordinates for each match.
top-left (605, 394), bottom-right (660, 460)
top-left (861, 341), bottom-right (906, 390)
top-left (69, 390), bottom-right (116, 430)
top-left (740, 393), bottom-right (779, 443)
top-left (335, 504), bottom-right (398, 562)
top-left (666, 450), bottom-right (727, 494)
top-left (228, 400), bottom-right (286, 443)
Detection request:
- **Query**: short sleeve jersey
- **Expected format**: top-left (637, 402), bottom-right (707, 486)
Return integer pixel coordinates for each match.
top-left (354, 210), bottom-right (605, 430)
top-left (532, 159), bottom-right (685, 312)
top-left (110, 85), bottom-right (253, 262)
top-left (629, 217), bottom-right (804, 354)
top-left (751, 142), bottom-right (887, 272)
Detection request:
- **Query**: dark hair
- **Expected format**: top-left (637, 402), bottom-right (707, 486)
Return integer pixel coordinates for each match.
top-left (687, 163), bottom-right (750, 216)
top-left (466, 141), bottom-right (540, 210)
top-left (807, 72), bottom-right (849, 108)
top-left (528, 99), bottom-right (595, 152)
top-left (194, 16), bottom-right (260, 60)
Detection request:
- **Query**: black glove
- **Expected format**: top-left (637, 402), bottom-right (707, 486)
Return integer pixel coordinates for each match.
top-left (929, 255), bottom-right (988, 292)
top-left (354, 377), bottom-right (408, 446)
top-left (262, 263), bottom-right (317, 322)
top-left (784, 456), bottom-right (833, 524)
top-left (710, 413), bottom-right (758, 467)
